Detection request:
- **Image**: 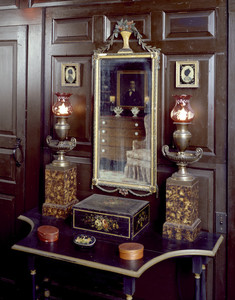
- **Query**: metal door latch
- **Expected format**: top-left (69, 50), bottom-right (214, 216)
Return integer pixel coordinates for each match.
top-left (12, 138), bottom-right (24, 167)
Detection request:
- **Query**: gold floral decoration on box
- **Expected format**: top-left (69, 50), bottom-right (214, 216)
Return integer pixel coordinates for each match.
top-left (82, 214), bottom-right (120, 232)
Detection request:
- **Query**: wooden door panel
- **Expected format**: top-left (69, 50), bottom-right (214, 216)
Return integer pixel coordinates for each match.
top-left (0, 40), bottom-right (21, 188)
top-left (0, 41), bottom-right (17, 136)
top-left (0, 149), bottom-right (16, 182)
top-left (0, 25), bottom-right (27, 245)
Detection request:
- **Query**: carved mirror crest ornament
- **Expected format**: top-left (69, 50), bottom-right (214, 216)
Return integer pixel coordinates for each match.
top-left (92, 19), bottom-right (160, 197)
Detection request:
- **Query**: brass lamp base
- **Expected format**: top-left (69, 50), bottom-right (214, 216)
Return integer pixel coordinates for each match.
top-left (162, 145), bottom-right (203, 181)
top-left (46, 136), bottom-right (76, 168)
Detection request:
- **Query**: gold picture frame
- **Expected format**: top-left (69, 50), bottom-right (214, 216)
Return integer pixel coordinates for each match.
top-left (61, 63), bottom-right (80, 87)
top-left (116, 70), bottom-right (148, 108)
top-left (91, 18), bottom-right (161, 196)
top-left (92, 52), bottom-right (159, 195)
top-left (176, 61), bottom-right (199, 88)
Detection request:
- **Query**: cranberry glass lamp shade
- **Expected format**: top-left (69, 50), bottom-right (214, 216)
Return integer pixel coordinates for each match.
top-left (52, 93), bottom-right (73, 116)
top-left (170, 95), bottom-right (195, 123)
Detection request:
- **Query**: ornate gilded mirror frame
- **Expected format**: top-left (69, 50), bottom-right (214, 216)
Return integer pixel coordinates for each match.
top-left (92, 20), bottom-right (160, 196)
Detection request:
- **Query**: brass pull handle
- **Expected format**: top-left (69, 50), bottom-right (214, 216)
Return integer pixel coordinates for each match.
top-left (12, 138), bottom-right (24, 167)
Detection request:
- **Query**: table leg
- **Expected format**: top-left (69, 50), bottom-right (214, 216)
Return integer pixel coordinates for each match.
top-left (192, 256), bottom-right (203, 300)
top-left (194, 273), bottom-right (201, 300)
top-left (201, 264), bottom-right (206, 300)
top-left (28, 255), bottom-right (36, 300)
top-left (200, 257), bottom-right (210, 300)
top-left (123, 276), bottom-right (135, 300)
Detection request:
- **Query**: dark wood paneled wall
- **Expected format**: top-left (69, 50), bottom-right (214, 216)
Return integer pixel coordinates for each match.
top-left (228, 1), bottom-right (235, 299)
top-left (0, 0), bottom-right (232, 299)
top-left (42, 2), bottom-right (227, 299)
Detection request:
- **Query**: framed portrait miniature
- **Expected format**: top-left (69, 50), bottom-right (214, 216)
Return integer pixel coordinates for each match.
top-left (176, 61), bottom-right (199, 88)
top-left (117, 70), bottom-right (148, 108)
top-left (61, 63), bottom-right (80, 87)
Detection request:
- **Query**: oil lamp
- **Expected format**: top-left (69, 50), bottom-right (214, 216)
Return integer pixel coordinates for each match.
top-left (46, 93), bottom-right (76, 168)
top-left (162, 95), bottom-right (203, 242)
top-left (43, 92), bottom-right (78, 219)
top-left (162, 95), bottom-right (203, 181)
top-left (52, 92), bottom-right (73, 140)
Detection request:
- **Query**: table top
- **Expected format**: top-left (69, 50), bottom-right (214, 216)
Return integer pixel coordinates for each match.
top-left (12, 208), bottom-right (223, 278)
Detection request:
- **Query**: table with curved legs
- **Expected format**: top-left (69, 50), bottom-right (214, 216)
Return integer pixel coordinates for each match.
top-left (12, 208), bottom-right (223, 300)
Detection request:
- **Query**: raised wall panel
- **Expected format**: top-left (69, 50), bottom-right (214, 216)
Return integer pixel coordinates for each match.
top-left (0, 0), bottom-right (19, 9)
top-left (189, 168), bottom-right (214, 232)
top-left (161, 54), bottom-right (215, 156)
top-left (104, 14), bottom-right (151, 42)
top-left (52, 17), bottom-right (93, 44)
top-left (30, 0), bottom-right (121, 8)
top-left (52, 56), bottom-right (92, 143)
top-left (163, 10), bottom-right (215, 40)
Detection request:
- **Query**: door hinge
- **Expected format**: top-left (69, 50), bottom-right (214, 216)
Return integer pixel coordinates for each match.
top-left (216, 212), bottom-right (227, 234)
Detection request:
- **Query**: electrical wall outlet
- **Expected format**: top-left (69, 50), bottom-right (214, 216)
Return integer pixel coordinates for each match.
top-left (216, 212), bottom-right (227, 234)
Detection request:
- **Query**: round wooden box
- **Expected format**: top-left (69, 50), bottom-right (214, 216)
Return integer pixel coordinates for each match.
top-left (37, 225), bottom-right (59, 243)
top-left (119, 242), bottom-right (144, 260)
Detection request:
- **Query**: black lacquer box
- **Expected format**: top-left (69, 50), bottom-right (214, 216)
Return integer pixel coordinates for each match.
top-left (73, 194), bottom-right (150, 240)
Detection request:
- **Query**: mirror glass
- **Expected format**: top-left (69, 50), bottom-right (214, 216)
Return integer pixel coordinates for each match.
top-left (92, 52), bottom-right (159, 195)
